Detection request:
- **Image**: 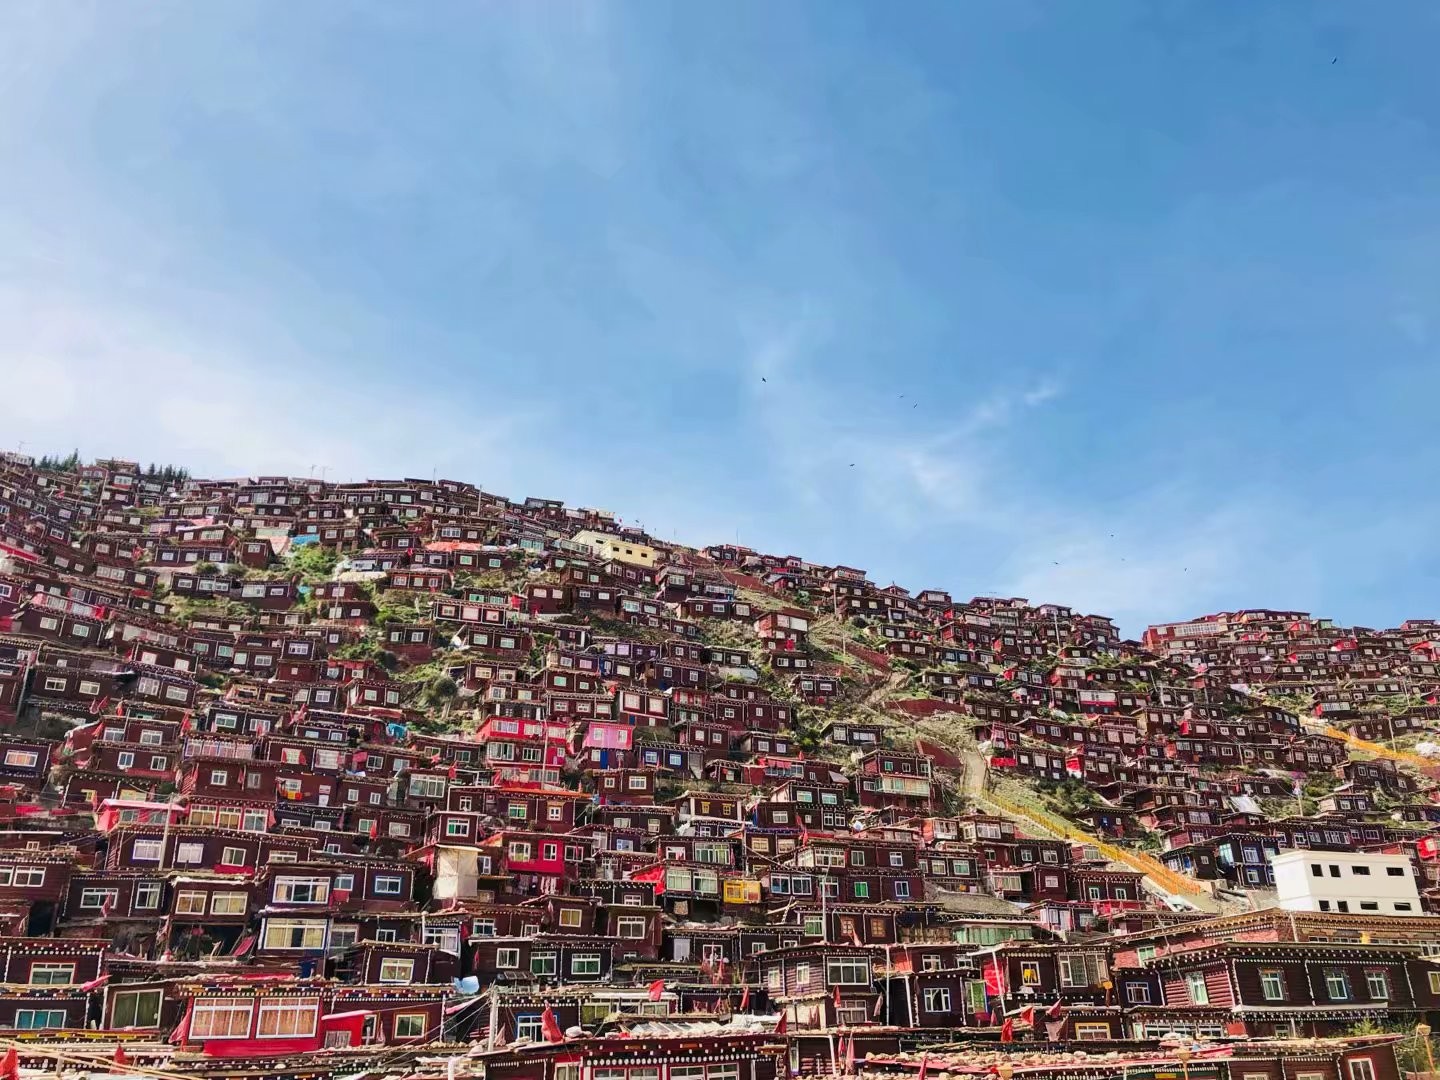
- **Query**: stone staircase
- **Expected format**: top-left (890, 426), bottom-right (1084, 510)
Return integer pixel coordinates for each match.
top-left (956, 746), bottom-right (1219, 912)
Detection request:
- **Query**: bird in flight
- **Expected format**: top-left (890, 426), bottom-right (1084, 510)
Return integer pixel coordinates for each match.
top-left (761, 377), bottom-right (767, 383)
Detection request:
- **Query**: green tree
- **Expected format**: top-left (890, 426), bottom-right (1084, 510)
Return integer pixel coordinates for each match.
top-left (290, 543), bottom-right (340, 582)
top-left (421, 674), bottom-right (459, 717)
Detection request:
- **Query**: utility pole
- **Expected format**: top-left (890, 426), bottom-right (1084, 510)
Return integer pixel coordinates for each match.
top-left (821, 869), bottom-right (829, 943)
top-left (159, 789), bottom-right (179, 871)
top-left (488, 985), bottom-right (500, 1050)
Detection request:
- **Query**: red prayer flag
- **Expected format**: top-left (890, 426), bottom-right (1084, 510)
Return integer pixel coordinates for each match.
top-left (170, 1000), bottom-right (194, 1045)
top-left (775, 1012), bottom-right (788, 1035)
top-left (1020, 1005), bottom-right (1035, 1026)
top-left (1000, 1017), bottom-right (1014, 1043)
top-left (647, 979), bottom-right (666, 1002)
top-left (0, 1047), bottom-right (16, 1080)
top-left (833, 984), bottom-right (842, 1009)
top-left (739, 985), bottom-right (750, 1010)
top-left (114, 1045), bottom-right (129, 1065)
top-left (845, 1033), bottom-right (855, 1074)
top-left (541, 1004), bottom-right (565, 1044)
top-left (982, 958), bottom-right (1005, 997)
top-left (1046, 997), bottom-right (1065, 1019)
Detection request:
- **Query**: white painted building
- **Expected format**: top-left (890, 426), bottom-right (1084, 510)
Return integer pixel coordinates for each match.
top-left (1270, 849), bottom-right (1422, 916)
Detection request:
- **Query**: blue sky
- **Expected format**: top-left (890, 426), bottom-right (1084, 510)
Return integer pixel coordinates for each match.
top-left (2, 2), bottom-right (1438, 634)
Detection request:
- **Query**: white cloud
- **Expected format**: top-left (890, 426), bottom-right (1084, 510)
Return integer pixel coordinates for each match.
top-left (733, 326), bottom-right (1338, 634)
top-left (738, 314), bottom-right (1068, 532)
top-left (0, 286), bottom-right (537, 485)
top-left (994, 494), bottom-right (1330, 637)
top-left (1002, 523), bottom-right (1235, 632)
top-left (1022, 376), bottom-right (1064, 407)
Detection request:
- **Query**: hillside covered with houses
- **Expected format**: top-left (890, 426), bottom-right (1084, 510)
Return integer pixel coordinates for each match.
top-left (0, 448), bottom-right (1436, 1080)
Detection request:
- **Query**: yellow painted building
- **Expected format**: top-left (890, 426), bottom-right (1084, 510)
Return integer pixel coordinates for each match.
top-left (570, 529), bottom-right (660, 569)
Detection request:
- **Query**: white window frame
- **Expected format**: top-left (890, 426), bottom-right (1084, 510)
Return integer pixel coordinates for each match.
top-left (174, 842), bottom-right (203, 864)
top-left (211, 892), bottom-right (248, 916)
top-left (395, 1013), bottom-right (427, 1039)
top-left (826, 958), bottom-right (869, 985)
top-left (379, 958), bottom-right (415, 984)
top-left (256, 1000), bottom-right (317, 1039)
top-left (132, 839), bottom-right (164, 862)
top-left (133, 882), bottom-right (161, 910)
top-left (922, 987), bottom-right (951, 1013)
top-left (616, 916), bottom-right (648, 939)
top-left (1185, 971), bottom-right (1209, 1005)
top-left (1259, 969), bottom-right (1285, 1001)
top-left (570, 953), bottom-right (602, 976)
top-left (190, 1001), bottom-right (254, 1040)
top-left (29, 962), bottom-right (76, 986)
